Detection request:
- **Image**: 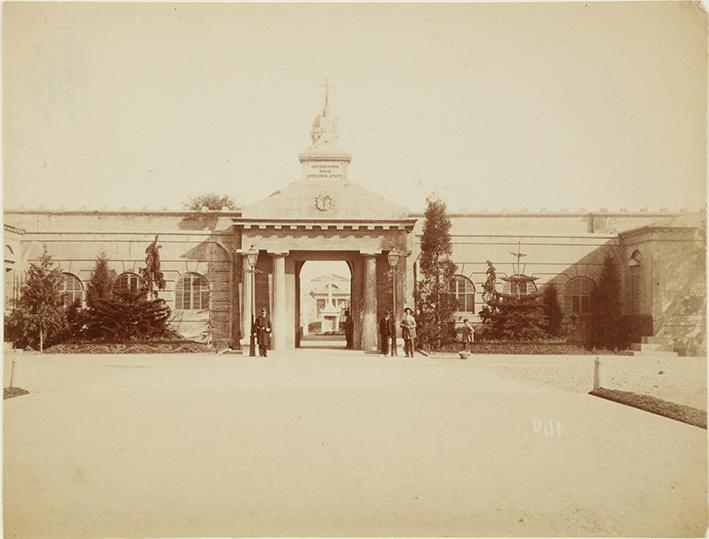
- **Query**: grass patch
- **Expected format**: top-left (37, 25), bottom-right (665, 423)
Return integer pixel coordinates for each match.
top-left (427, 342), bottom-right (634, 356)
top-left (590, 388), bottom-right (707, 429)
top-left (44, 342), bottom-right (212, 354)
top-left (4, 387), bottom-right (29, 400)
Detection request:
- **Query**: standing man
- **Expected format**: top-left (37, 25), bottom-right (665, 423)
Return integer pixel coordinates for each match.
top-left (254, 307), bottom-right (271, 357)
top-left (379, 311), bottom-right (394, 356)
top-left (400, 307), bottom-right (417, 358)
top-left (344, 309), bottom-right (354, 349)
top-left (461, 318), bottom-right (475, 351)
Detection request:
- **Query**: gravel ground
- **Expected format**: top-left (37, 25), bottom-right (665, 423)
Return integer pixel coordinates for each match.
top-left (4, 351), bottom-right (707, 538)
top-left (452, 355), bottom-right (707, 411)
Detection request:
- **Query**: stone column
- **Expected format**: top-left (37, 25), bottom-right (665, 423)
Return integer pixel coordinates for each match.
top-left (240, 254), bottom-right (253, 347)
top-left (362, 253), bottom-right (378, 353)
top-left (271, 251), bottom-right (287, 351)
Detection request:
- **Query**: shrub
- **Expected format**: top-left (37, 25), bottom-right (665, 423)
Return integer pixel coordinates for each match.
top-left (183, 193), bottom-right (237, 211)
top-left (4, 248), bottom-right (68, 350)
top-left (82, 289), bottom-right (173, 341)
top-left (588, 255), bottom-right (622, 349)
top-left (618, 314), bottom-right (653, 348)
top-left (542, 285), bottom-right (563, 337)
top-left (479, 295), bottom-right (549, 341)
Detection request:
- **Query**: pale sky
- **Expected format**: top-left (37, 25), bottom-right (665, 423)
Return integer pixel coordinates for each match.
top-left (4, 2), bottom-right (708, 212)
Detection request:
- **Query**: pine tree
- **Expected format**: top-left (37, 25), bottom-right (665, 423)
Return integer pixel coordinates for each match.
top-left (86, 289), bottom-right (172, 341)
top-left (82, 243), bottom-right (173, 341)
top-left (5, 248), bottom-right (67, 350)
top-left (479, 294), bottom-right (549, 341)
top-left (542, 285), bottom-right (563, 337)
top-left (86, 252), bottom-right (113, 308)
top-left (415, 194), bottom-right (458, 350)
top-left (589, 254), bottom-right (622, 349)
top-left (478, 264), bottom-right (549, 341)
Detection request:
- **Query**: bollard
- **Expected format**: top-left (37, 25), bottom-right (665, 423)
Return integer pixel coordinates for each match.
top-left (9, 358), bottom-right (16, 388)
top-left (593, 356), bottom-right (606, 390)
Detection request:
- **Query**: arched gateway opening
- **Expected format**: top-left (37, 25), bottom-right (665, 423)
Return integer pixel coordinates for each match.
top-left (297, 260), bottom-right (352, 349)
top-left (233, 85), bottom-right (416, 353)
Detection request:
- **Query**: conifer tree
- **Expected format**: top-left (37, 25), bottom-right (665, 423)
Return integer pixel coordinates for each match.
top-left (415, 194), bottom-right (458, 350)
top-left (478, 264), bottom-right (549, 341)
top-left (86, 252), bottom-right (113, 308)
top-left (5, 248), bottom-right (67, 350)
top-left (589, 254), bottom-right (622, 348)
top-left (82, 243), bottom-right (173, 341)
top-left (542, 285), bottom-right (563, 337)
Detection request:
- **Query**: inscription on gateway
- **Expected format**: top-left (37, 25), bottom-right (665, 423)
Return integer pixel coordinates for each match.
top-left (305, 161), bottom-right (345, 180)
top-left (314, 193), bottom-right (335, 211)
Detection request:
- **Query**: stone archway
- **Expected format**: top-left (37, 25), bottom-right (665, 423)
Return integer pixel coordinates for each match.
top-left (231, 86), bottom-right (417, 352)
top-left (295, 256), bottom-right (353, 349)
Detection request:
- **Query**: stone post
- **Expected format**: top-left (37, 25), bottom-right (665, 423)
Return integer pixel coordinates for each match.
top-left (362, 253), bottom-right (378, 353)
top-left (593, 356), bottom-right (606, 390)
top-left (272, 251), bottom-right (287, 351)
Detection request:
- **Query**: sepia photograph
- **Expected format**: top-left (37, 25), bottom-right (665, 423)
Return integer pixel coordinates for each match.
top-left (2, 2), bottom-right (708, 537)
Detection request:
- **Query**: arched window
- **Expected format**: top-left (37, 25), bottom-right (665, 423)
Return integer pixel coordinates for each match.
top-left (502, 276), bottom-right (537, 297)
top-left (175, 272), bottom-right (210, 310)
top-left (452, 275), bottom-right (476, 312)
top-left (114, 272), bottom-right (142, 295)
top-left (565, 277), bottom-right (594, 314)
top-left (60, 273), bottom-right (83, 306)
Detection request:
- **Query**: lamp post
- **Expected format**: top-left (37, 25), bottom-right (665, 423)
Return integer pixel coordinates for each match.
top-left (387, 250), bottom-right (399, 356)
top-left (246, 245), bottom-right (259, 357)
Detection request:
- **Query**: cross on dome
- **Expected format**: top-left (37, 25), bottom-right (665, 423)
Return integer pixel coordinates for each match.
top-left (320, 78), bottom-right (333, 108)
top-left (310, 78), bottom-right (340, 147)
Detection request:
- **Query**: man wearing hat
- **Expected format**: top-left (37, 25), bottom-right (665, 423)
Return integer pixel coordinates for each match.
top-left (379, 311), bottom-right (395, 356)
top-left (253, 307), bottom-right (271, 357)
top-left (400, 307), bottom-right (417, 358)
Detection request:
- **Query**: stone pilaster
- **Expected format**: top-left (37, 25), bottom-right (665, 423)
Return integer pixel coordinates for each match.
top-left (362, 252), bottom-right (378, 353)
top-left (271, 251), bottom-right (288, 351)
top-left (239, 253), bottom-right (254, 347)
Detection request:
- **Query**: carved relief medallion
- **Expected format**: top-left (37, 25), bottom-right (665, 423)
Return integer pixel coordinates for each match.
top-left (314, 193), bottom-right (335, 211)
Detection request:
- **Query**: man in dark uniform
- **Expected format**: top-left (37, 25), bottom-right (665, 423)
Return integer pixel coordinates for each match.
top-left (254, 307), bottom-right (271, 357)
top-left (379, 311), bottom-right (394, 356)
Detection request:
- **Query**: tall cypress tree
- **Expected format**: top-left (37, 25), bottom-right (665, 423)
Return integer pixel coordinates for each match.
top-left (86, 252), bottom-right (113, 308)
top-left (589, 254), bottom-right (622, 348)
top-left (415, 194), bottom-right (458, 350)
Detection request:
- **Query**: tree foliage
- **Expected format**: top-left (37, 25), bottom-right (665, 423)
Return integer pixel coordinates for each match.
top-left (542, 285), bottom-right (563, 337)
top-left (86, 251), bottom-right (113, 308)
top-left (479, 296), bottom-right (549, 341)
top-left (183, 193), bottom-right (237, 211)
top-left (478, 265), bottom-right (550, 341)
top-left (83, 289), bottom-right (173, 341)
top-left (415, 194), bottom-right (458, 350)
top-left (81, 245), bottom-right (173, 341)
top-left (4, 248), bottom-right (67, 350)
top-left (588, 254), bottom-right (622, 349)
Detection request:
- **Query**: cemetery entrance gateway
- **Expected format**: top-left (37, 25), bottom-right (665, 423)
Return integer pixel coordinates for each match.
top-left (230, 83), bottom-right (416, 352)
